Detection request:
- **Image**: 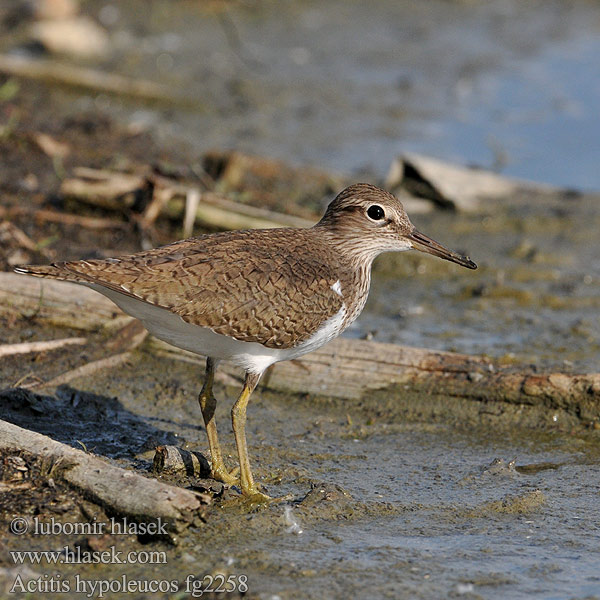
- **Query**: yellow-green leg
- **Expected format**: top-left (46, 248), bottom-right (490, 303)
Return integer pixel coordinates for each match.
top-left (231, 370), bottom-right (270, 500)
top-left (198, 357), bottom-right (239, 485)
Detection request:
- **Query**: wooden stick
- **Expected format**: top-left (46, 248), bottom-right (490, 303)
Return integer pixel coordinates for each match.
top-left (163, 187), bottom-right (314, 229)
top-left (0, 337), bottom-right (86, 358)
top-left (139, 186), bottom-right (173, 229)
top-left (0, 54), bottom-right (195, 107)
top-left (0, 221), bottom-right (54, 259)
top-left (0, 222), bottom-right (39, 252)
top-left (0, 205), bottom-right (127, 230)
top-left (4, 273), bottom-right (599, 421)
top-left (0, 419), bottom-right (210, 533)
top-left (60, 171), bottom-right (146, 210)
top-left (23, 352), bottom-right (134, 390)
top-left (59, 167), bottom-right (315, 230)
top-left (183, 188), bottom-right (200, 238)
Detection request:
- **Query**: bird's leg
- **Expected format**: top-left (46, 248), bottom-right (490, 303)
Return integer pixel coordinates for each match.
top-left (198, 357), bottom-right (239, 485)
top-left (231, 370), bottom-right (270, 500)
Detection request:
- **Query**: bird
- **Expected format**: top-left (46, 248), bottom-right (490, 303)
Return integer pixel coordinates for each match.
top-left (15, 183), bottom-right (477, 501)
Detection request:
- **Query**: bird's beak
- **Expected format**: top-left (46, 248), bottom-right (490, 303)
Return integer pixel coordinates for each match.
top-left (407, 229), bottom-right (477, 270)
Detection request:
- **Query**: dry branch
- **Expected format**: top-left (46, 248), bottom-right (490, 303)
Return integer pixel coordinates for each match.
top-left (24, 351), bottom-right (134, 390)
top-left (59, 167), bottom-right (314, 230)
top-left (0, 221), bottom-right (53, 259)
top-left (183, 188), bottom-right (201, 238)
top-left (0, 54), bottom-right (193, 106)
top-left (0, 205), bottom-right (128, 230)
top-left (3, 273), bottom-right (598, 421)
top-left (0, 419), bottom-right (210, 533)
top-left (61, 170), bottom-right (146, 210)
top-left (165, 187), bottom-right (314, 229)
top-left (0, 337), bottom-right (86, 358)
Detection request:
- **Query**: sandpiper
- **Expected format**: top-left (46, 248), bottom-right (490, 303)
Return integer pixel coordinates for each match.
top-left (16, 183), bottom-right (476, 500)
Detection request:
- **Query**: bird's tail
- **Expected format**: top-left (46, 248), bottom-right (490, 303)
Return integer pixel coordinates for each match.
top-left (14, 263), bottom-right (89, 284)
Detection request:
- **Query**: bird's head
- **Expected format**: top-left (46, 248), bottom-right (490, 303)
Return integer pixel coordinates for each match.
top-left (316, 183), bottom-right (477, 269)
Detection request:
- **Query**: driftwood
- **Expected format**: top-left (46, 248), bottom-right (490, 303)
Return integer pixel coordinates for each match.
top-left (385, 153), bottom-right (568, 212)
top-left (0, 272), bottom-right (125, 331)
top-left (0, 54), bottom-right (193, 106)
top-left (0, 419), bottom-right (210, 533)
top-left (60, 167), bottom-right (314, 230)
top-left (153, 338), bottom-right (600, 422)
top-left (0, 205), bottom-right (128, 231)
top-left (0, 337), bottom-right (86, 358)
top-left (2, 273), bottom-right (599, 422)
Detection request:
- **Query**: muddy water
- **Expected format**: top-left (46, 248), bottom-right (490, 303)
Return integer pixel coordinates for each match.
top-left (84, 0), bottom-right (600, 189)
top-left (359, 193), bottom-right (600, 372)
top-left (4, 342), bottom-right (600, 599)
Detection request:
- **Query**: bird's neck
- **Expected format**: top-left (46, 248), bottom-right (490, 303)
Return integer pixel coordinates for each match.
top-left (309, 225), bottom-right (376, 330)
top-left (312, 224), bottom-right (382, 271)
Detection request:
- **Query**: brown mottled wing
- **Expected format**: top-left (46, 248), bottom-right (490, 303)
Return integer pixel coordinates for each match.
top-left (45, 229), bottom-right (344, 349)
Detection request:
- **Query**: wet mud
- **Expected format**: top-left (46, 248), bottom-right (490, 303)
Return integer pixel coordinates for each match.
top-left (2, 332), bottom-right (600, 599)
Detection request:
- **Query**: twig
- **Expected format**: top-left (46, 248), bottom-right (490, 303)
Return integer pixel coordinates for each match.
top-left (25, 351), bottom-right (133, 390)
top-left (61, 170), bottom-right (146, 210)
top-left (183, 188), bottom-right (200, 238)
top-left (0, 54), bottom-right (197, 107)
top-left (0, 205), bottom-right (128, 230)
top-left (0, 221), bottom-right (54, 258)
top-left (61, 166), bottom-right (314, 230)
top-left (139, 186), bottom-right (173, 229)
top-left (0, 337), bottom-right (86, 358)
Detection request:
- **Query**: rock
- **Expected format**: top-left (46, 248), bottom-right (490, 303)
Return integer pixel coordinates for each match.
top-left (385, 153), bottom-right (563, 212)
top-left (32, 0), bottom-right (79, 20)
top-left (29, 16), bottom-right (109, 58)
top-left (152, 445), bottom-right (211, 479)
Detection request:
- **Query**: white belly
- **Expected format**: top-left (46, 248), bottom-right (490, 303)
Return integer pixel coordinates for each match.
top-left (86, 284), bottom-right (346, 374)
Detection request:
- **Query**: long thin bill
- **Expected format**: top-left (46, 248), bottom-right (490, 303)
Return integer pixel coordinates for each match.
top-left (407, 229), bottom-right (477, 270)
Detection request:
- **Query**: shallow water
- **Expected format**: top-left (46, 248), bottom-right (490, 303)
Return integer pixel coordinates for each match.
top-left (6, 349), bottom-right (600, 600)
top-left (201, 398), bottom-right (600, 600)
top-left (90, 0), bottom-right (600, 189)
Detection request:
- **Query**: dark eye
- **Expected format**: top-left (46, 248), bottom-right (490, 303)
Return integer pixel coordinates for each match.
top-left (367, 205), bottom-right (385, 221)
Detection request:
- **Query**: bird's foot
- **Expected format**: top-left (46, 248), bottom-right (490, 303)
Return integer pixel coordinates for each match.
top-left (241, 486), bottom-right (272, 505)
top-left (210, 464), bottom-right (240, 486)
top-left (240, 488), bottom-right (295, 506)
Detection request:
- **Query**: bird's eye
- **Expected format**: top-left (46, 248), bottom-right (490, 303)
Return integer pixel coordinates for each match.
top-left (367, 205), bottom-right (385, 221)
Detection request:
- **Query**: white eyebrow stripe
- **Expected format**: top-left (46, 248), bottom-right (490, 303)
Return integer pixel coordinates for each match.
top-left (331, 280), bottom-right (343, 297)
